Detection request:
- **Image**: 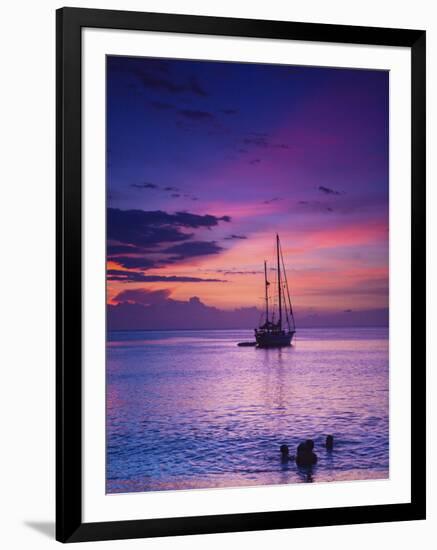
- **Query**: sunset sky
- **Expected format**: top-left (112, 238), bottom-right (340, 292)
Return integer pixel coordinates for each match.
top-left (107, 56), bottom-right (388, 327)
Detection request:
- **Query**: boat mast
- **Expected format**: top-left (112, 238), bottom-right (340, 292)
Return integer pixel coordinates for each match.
top-left (264, 260), bottom-right (269, 324)
top-left (277, 234), bottom-right (282, 329)
top-left (280, 242), bottom-right (296, 332)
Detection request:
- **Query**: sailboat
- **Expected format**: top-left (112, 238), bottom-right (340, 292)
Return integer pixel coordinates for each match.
top-left (255, 234), bottom-right (296, 348)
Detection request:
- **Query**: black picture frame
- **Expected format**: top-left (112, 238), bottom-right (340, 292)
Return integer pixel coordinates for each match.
top-left (56, 7), bottom-right (426, 543)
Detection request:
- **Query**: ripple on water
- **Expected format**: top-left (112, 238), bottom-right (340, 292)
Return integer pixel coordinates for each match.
top-left (107, 327), bottom-right (389, 492)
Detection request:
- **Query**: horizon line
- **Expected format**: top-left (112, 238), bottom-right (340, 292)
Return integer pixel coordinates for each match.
top-left (107, 324), bottom-right (389, 333)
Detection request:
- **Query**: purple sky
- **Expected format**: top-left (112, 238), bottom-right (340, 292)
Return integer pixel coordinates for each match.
top-left (107, 56), bottom-right (389, 329)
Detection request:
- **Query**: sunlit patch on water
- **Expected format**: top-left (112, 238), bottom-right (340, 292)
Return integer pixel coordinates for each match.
top-left (106, 327), bottom-right (389, 493)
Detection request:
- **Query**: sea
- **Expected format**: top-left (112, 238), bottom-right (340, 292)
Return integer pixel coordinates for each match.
top-left (106, 327), bottom-right (389, 493)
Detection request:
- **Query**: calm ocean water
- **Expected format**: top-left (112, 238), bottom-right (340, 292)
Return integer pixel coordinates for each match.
top-left (106, 327), bottom-right (389, 493)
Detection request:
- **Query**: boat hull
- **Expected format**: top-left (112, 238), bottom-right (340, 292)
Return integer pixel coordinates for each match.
top-left (255, 330), bottom-right (295, 348)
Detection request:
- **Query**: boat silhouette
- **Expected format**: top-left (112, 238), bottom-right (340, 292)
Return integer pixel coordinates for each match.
top-left (254, 234), bottom-right (296, 348)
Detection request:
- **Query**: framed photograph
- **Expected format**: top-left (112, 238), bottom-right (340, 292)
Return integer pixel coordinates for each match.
top-left (56, 7), bottom-right (426, 543)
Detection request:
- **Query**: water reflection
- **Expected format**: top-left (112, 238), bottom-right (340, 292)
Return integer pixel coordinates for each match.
top-left (107, 327), bottom-right (389, 493)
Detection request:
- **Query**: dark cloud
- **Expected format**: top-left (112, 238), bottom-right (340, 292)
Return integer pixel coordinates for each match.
top-left (172, 211), bottom-right (230, 226)
top-left (110, 256), bottom-right (156, 270)
top-left (249, 159), bottom-right (261, 165)
top-left (107, 269), bottom-right (226, 283)
top-left (163, 240), bottom-right (223, 260)
top-left (318, 185), bottom-right (342, 195)
top-left (114, 288), bottom-right (171, 305)
top-left (108, 208), bottom-right (231, 249)
top-left (109, 57), bottom-right (209, 97)
top-left (107, 208), bottom-right (231, 273)
top-left (131, 183), bottom-right (194, 200)
top-left (224, 234), bottom-right (247, 240)
top-left (108, 295), bottom-right (260, 331)
top-left (109, 220), bottom-right (191, 250)
top-left (128, 183), bottom-right (202, 204)
top-left (107, 244), bottom-right (140, 255)
top-left (177, 109), bottom-right (215, 121)
top-left (263, 197), bottom-right (281, 205)
top-left (221, 109), bottom-right (238, 115)
top-left (139, 72), bottom-right (186, 94)
top-left (108, 293), bottom-right (389, 330)
top-left (182, 193), bottom-right (199, 201)
top-left (244, 135), bottom-right (269, 147)
top-left (131, 182), bottom-right (158, 189)
top-left (189, 76), bottom-right (208, 97)
top-left (243, 133), bottom-right (289, 150)
top-left (297, 200), bottom-right (334, 213)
